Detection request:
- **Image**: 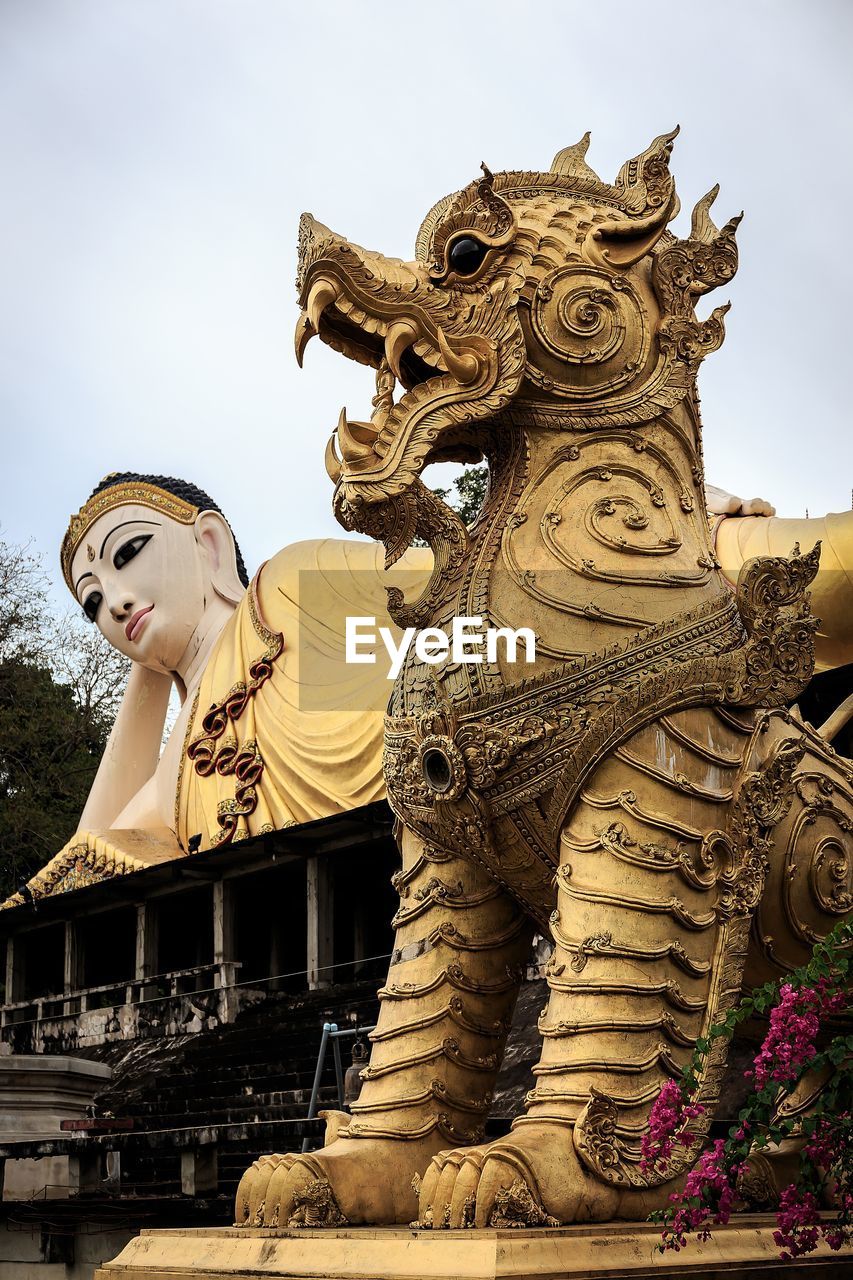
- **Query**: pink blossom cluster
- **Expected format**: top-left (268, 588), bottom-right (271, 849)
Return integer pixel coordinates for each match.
top-left (640, 1079), bottom-right (705, 1173)
top-left (747, 980), bottom-right (845, 1090)
top-left (773, 1185), bottom-right (822, 1258)
top-left (803, 1112), bottom-right (849, 1171)
top-left (782, 1114), bottom-right (853, 1258)
top-left (650, 962), bottom-right (851, 1260)
top-left (664, 1140), bottom-right (747, 1250)
top-left (823, 1191), bottom-right (853, 1253)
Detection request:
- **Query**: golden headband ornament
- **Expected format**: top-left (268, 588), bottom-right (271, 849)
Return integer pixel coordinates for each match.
top-left (61, 480), bottom-right (199, 592)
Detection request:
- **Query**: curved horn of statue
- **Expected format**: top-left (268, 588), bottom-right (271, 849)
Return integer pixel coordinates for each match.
top-left (232, 130), bottom-right (853, 1234)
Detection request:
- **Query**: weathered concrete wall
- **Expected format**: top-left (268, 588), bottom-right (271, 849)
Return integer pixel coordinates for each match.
top-left (0, 1057), bottom-right (114, 1202)
top-left (0, 1224), bottom-right (136, 1279)
top-left (3, 985), bottom-right (267, 1057)
top-left (4, 1154), bottom-right (74, 1201)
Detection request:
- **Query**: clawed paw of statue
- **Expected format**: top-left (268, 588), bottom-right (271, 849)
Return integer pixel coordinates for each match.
top-left (411, 1125), bottom-right (628, 1230)
top-left (236, 1134), bottom-right (454, 1229)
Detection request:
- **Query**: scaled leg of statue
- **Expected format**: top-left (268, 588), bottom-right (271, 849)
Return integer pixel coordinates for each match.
top-left (235, 824), bottom-right (533, 1226)
top-left (418, 705), bottom-right (759, 1227)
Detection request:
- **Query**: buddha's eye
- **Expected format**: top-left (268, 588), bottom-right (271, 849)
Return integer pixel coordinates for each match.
top-left (82, 591), bottom-right (102, 623)
top-left (447, 235), bottom-right (489, 277)
top-left (114, 534), bottom-right (152, 570)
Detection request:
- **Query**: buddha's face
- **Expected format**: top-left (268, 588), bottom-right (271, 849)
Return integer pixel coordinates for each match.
top-left (70, 502), bottom-right (233, 673)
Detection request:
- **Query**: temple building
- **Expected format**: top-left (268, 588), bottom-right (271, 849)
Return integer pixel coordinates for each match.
top-left (0, 796), bottom-right (553, 1275)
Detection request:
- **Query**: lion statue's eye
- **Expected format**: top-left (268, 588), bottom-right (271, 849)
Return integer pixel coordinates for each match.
top-left (447, 236), bottom-right (489, 276)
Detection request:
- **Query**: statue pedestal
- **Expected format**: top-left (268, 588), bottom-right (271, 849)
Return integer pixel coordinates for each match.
top-left (95, 1218), bottom-right (853, 1279)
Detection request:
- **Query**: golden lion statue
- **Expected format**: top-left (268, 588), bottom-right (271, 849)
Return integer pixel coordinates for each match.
top-left (237, 130), bottom-right (852, 1229)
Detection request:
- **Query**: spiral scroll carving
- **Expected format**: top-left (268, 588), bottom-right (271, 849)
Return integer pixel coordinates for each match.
top-left (527, 264), bottom-right (651, 399)
top-left (750, 722), bottom-right (853, 978)
top-left (784, 774), bottom-right (853, 944)
top-left (811, 838), bottom-right (853, 916)
top-left (529, 444), bottom-right (709, 589)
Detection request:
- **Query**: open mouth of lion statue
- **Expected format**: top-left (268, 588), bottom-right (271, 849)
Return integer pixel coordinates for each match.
top-left (294, 163), bottom-right (529, 561)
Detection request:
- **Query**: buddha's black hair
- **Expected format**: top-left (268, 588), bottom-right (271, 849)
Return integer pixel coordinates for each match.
top-left (89, 472), bottom-right (249, 587)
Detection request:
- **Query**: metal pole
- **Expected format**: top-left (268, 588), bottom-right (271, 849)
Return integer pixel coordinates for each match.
top-left (302, 1021), bottom-right (336, 1153)
top-left (331, 1035), bottom-right (345, 1111)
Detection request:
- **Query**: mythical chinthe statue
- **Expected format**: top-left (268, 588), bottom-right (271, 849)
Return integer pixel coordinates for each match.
top-left (237, 130), bottom-right (853, 1230)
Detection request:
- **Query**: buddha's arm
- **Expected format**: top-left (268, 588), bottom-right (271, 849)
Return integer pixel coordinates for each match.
top-left (78, 663), bottom-right (173, 831)
top-left (107, 774), bottom-right (166, 831)
top-left (715, 511), bottom-right (853, 673)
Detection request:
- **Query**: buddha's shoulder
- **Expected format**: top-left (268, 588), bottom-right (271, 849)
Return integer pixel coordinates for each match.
top-left (261, 537), bottom-right (383, 580)
top-left (254, 537), bottom-right (433, 628)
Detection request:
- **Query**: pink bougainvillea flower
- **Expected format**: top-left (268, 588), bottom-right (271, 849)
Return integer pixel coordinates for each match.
top-left (747, 981), bottom-right (845, 1091)
top-left (640, 1079), bottom-right (705, 1173)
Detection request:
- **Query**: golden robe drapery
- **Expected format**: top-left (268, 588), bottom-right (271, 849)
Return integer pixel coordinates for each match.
top-left (177, 538), bottom-right (432, 847)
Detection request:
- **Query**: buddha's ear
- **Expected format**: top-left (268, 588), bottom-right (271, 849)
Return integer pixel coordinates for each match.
top-left (194, 510), bottom-right (245, 606)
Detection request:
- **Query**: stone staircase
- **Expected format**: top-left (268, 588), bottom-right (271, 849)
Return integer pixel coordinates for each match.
top-left (77, 980), bottom-right (381, 1203)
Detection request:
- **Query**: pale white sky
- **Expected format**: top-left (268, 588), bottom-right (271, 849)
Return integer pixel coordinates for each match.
top-left (1, 0), bottom-right (851, 599)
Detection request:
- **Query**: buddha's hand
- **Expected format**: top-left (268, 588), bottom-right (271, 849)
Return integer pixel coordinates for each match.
top-left (124, 660), bottom-right (174, 707)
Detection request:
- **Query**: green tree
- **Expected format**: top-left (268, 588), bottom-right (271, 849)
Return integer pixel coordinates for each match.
top-left (431, 462), bottom-right (488, 527)
top-left (0, 536), bottom-right (128, 898)
top-left (0, 659), bottom-right (108, 894)
top-left (0, 539), bottom-right (50, 663)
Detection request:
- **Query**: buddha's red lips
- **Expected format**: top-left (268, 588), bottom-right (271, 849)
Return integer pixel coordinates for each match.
top-left (126, 605), bottom-right (154, 642)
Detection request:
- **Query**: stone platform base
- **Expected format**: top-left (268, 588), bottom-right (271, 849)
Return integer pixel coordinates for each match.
top-left (95, 1219), bottom-right (853, 1280)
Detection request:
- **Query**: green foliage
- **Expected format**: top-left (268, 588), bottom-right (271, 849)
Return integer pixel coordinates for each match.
top-left (678, 919), bottom-right (853, 1091)
top-left (0, 539), bottom-right (51, 664)
top-left (0, 658), bottom-right (108, 895)
top-left (430, 463), bottom-right (488, 527)
top-left (0, 534), bottom-right (128, 899)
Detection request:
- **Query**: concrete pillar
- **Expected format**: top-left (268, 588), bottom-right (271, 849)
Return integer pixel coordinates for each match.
top-left (135, 902), bottom-right (158, 998)
top-left (306, 857), bottom-right (334, 989)
top-left (63, 921), bottom-right (82, 1014)
top-left (68, 1149), bottom-right (102, 1194)
top-left (180, 1147), bottom-right (218, 1196)
top-left (212, 880), bottom-right (235, 966)
top-left (353, 900), bottom-right (368, 978)
top-left (4, 938), bottom-right (13, 1007)
top-left (104, 1150), bottom-right (121, 1191)
top-left (3, 931), bottom-right (26, 1008)
top-left (213, 882), bottom-right (238, 1023)
top-left (269, 927), bottom-right (282, 989)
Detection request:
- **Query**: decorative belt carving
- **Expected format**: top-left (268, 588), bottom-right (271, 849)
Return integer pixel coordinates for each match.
top-left (384, 546), bottom-right (819, 927)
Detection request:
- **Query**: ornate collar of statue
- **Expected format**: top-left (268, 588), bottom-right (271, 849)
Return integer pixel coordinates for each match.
top-left (61, 479), bottom-right (199, 591)
top-left (383, 547), bottom-right (820, 929)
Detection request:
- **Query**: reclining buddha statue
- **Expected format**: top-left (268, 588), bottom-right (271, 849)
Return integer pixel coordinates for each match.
top-left (233, 129), bottom-right (853, 1230)
top-left (5, 471), bottom-right (434, 904)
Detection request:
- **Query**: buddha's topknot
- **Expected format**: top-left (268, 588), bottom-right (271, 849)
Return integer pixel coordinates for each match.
top-left (90, 472), bottom-right (249, 586)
